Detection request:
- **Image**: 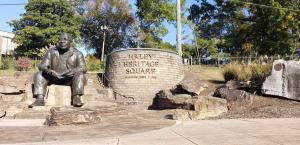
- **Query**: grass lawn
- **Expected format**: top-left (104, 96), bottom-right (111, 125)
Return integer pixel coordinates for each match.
top-left (0, 69), bottom-right (17, 76)
top-left (185, 65), bottom-right (224, 81)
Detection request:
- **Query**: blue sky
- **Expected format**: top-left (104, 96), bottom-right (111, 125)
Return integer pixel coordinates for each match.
top-left (0, 0), bottom-right (195, 47)
top-left (0, 0), bottom-right (27, 32)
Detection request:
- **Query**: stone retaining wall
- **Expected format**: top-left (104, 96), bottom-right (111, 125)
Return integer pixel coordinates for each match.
top-left (105, 48), bottom-right (184, 103)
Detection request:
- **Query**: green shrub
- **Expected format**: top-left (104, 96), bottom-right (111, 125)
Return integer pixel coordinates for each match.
top-left (238, 65), bottom-right (252, 81)
top-left (222, 62), bottom-right (240, 81)
top-left (250, 63), bottom-right (272, 86)
top-left (85, 56), bottom-right (104, 72)
top-left (223, 62), bottom-right (272, 85)
top-left (30, 59), bottom-right (41, 71)
top-left (0, 57), bottom-right (16, 70)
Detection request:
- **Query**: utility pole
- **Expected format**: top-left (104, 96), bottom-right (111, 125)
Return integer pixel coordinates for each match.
top-left (176, 0), bottom-right (182, 56)
top-left (101, 25), bottom-right (108, 62)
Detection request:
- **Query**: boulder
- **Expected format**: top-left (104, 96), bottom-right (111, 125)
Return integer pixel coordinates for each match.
top-left (225, 80), bottom-right (250, 90)
top-left (0, 79), bottom-right (21, 93)
top-left (45, 107), bottom-right (101, 126)
top-left (151, 90), bottom-right (198, 110)
top-left (173, 78), bottom-right (208, 96)
top-left (214, 87), bottom-right (250, 102)
top-left (151, 90), bottom-right (227, 120)
top-left (214, 87), bottom-right (251, 111)
top-left (151, 77), bottom-right (227, 120)
top-left (0, 76), bottom-right (28, 94)
top-left (262, 60), bottom-right (300, 101)
top-left (173, 96), bottom-right (227, 120)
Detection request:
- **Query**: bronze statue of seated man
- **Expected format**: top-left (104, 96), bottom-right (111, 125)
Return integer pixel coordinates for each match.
top-left (29, 33), bottom-right (87, 107)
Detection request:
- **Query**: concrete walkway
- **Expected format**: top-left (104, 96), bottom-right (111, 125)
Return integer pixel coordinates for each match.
top-left (3, 118), bottom-right (300, 145)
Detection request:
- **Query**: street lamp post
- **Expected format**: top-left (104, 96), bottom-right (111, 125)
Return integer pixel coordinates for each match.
top-left (176, 0), bottom-right (182, 56)
top-left (100, 25), bottom-right (108, 62)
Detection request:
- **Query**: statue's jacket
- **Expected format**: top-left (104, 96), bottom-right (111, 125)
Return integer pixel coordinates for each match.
top-left (38, 47), bottom-right (87, 74)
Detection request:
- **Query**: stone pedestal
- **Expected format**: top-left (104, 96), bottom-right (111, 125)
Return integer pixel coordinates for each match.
top-left (45, 85), bottom-right (72, 107)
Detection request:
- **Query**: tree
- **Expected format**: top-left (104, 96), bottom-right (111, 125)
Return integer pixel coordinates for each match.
top-left (189, 0), bottom-right (249, 55)
top-left (197, 38), bottom-right (218, 55)
top-left (189, 0), bottom-right (300, 56)
top-left (182, 38), bottom-right (218, 58)
top-left (182, 43), bottom-right (195, 58)
top-left (80, 0), bottom-right (135, 57)
top-left (10, 0), bottom-right (81, 57)
top-left (247, 0), bottom-right (299, 55)
top-left (136, 0), bottom-right (176, 49)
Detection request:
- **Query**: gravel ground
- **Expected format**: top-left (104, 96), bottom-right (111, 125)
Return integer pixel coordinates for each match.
top-left (211, 95), bottom-right (300, 119)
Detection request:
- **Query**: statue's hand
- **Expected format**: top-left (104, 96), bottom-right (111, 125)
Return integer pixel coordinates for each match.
top-left (61, 70), bottom-right (75, 77)
top-left (45, 69), bottom-right (63, 79)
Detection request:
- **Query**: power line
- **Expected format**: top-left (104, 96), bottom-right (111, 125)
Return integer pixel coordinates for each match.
top-left (229, 0), bottom-right (300, 13)
top-left (0, 3), bottom-right (26, 6)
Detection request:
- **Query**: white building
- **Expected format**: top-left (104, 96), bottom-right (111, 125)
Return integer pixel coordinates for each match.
top-left (0, 30), bottom-right (17, 55)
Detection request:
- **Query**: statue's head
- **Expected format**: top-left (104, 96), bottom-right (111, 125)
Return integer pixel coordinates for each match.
top-left (58, 33), bottom-right (72, 51)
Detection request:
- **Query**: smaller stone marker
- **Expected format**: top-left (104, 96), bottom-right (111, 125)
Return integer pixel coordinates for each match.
top-left (262, 59), bottom-right (300, 101)
top-left (45, 107), bottom-right (101, 126)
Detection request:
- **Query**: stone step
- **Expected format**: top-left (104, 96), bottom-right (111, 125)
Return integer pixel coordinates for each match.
top-left (83, 101), bottom-right (117, 109)
top-left (83, 94), bottom-right (113, 102)
top-left (6, 108), bottom-right (26, 117)
top-left (86, 79), bottom-right (95, 86)
top-left (98, 88), bottom-right (114, 98)
top-left (85, 86), bottom-right (98, 90)
top-left (14, 110), bottom-right (49, 119)
top-left (0, 94), bottom-right (25, 102)
top-left (84, 88), bottom-right (98, 95)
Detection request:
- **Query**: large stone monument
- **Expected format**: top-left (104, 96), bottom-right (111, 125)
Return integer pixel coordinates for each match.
top-left (105, 48), bottom-right (184, 103)
top-left (262, 59), bottom-right (300, 101)
top-left (29, 33), bottom-right (87, 108)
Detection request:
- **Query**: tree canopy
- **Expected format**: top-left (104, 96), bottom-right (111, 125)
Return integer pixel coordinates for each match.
top-left (10, 0), bottom-right (82, 57)
top-left (135, 0), bottom-right (176, 50)
top-left (188, 0), bottom-right (300, 56)
top-left (9, 0), bottom-right (299, 58)
top-left (80, 0), bottom-right (135, 57)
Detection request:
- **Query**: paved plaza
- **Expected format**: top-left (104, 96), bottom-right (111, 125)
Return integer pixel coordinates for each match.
top-left (1, 118), bottom-right (299, 145)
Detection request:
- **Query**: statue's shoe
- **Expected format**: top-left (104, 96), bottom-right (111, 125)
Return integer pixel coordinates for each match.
top-left (29, 99), bottom-right (45, 108)
top-left (72, 95), bottom-right (84, 107)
